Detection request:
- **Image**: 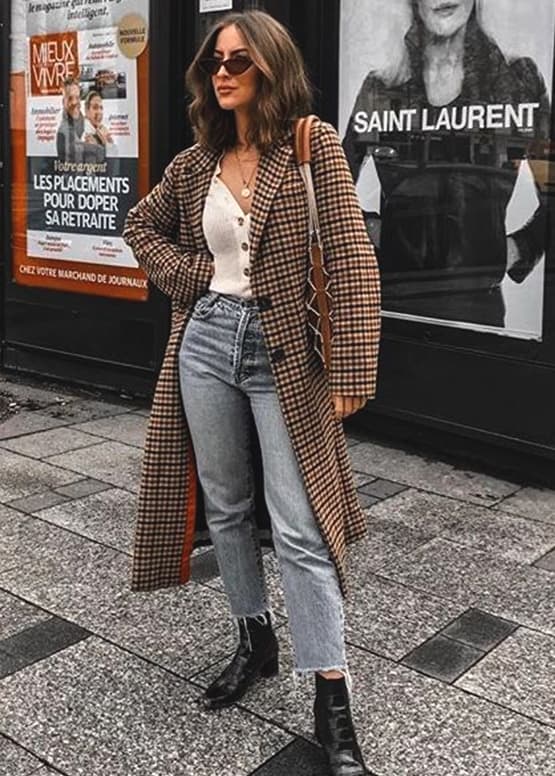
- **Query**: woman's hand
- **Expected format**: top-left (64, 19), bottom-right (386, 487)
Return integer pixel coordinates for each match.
top-left (331, 395), bottom-right (368, 420)
top-left (97, 125), bottom-right (113, 145)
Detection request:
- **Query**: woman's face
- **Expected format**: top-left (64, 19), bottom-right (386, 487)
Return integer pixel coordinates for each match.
top-left (211, 24), bottom-right (259, 115)
top-left (417, 0), bottom-right (475, 38)
top-left (86, 95), bottom-right (103, 127)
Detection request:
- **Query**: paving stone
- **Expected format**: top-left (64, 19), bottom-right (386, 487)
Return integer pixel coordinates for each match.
top-left (457, 628), bottom-right (555, 727)
top-left (70, 412), bottom-right (148, 449)
top-left (441, 608), bottom-right (518, 651)
top-left (349, 442), bottom-right (520, 506)
top-left (0, 449), bottom-right (82, 503)
top-left (345, 572), bottom-right (464, 660)
top-left (190, 548), bottom-right (220, 583)
top-left (6, 490), bottom-right (70, 514)
top-left (367, 488), bottom-right (458, 536)
top-left (443, 510), bottom-right (555, 565)
top-left (0, 616), bottom-right (91, 677)
top-left (0, 589), bottom-right (51, 640)
top-left (40, 398), bottom-right (134, 425)
top-left (0, 506), bottom-right (122, 589)
top-left (367, 489), bottom-right (555, 563)
top-left (0, 651), bottom-right (28, 677)
top-left (358, 478), bottom-right (407, 499)
top-left (534, 547), bottom-right (555, 572)
top-left (0, 506), bottom-right (66, 576)
top-left (497, 486), bottom-right (555, 525)
top-left (0, 637), bottom-right (292, 776)
top-left (204, 638), bottom-right (555, 775)
top-left (0, 412), bottom-right (68, 441)
top-left (400, 633), bottom-right (484, 683)
top-left (53, 478), bottom-right (112, 498)
top-left (0, 516), bottom-right (263, 678)
top-left (352, 471), bottom-right (376, 487)
top-left (33, 487), bottom-right (136, 553)
top-left (0, 426), bottom-right (103, 459)
top-left (251, 738), bottom-right (342, 776)
top-left (353, 512), bottom-right (432, 572)
top-left (44, 441), bottom-right (142, 493)
top-left (0, 735), bottom-right (45, 776)
top-left (379, 538), bottom-right (555, 635)
top-left (358, 492), bottom-right (380, 509)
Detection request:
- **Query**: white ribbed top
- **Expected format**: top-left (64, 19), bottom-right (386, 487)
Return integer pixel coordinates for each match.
top-left (203, 155), bottom-right (253, 298)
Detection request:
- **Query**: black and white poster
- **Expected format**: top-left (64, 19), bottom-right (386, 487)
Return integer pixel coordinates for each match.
top-left (340, 0), bottom-right (555, 339)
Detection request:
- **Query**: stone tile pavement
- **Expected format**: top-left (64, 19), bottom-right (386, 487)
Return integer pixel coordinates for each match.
top-left (0, 370), bottom-right (554, 776)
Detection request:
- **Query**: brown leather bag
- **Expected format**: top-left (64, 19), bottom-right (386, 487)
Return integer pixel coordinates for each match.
top-left (294, 115), bottom-right (333, 372)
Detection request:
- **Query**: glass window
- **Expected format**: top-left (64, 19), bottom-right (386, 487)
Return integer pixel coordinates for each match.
top-left (339, 0), bottom-right (555, 340)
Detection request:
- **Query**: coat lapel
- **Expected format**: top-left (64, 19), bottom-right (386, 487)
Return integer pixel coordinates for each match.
top-left (249, 138), bottom-right (293, 262)
top-left (184, 145), bottom-right (219, 253)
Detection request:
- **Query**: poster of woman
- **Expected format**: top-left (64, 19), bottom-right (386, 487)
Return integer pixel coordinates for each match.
top-left (340, 0), bottom-right (555, 338)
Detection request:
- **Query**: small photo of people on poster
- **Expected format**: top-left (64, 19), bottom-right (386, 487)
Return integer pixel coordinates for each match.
top-left (56, 75), bottom-right (120, 164)
top-left (339, 0), bottom-right (555, 339)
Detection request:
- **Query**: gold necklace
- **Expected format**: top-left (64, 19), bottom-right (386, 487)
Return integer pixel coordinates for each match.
top-left (234, 146), bottom-right (259, 198)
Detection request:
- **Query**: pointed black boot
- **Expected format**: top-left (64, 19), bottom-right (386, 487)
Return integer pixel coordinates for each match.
top-left (314, 673), bottom-right (368, 775)
top-left (201, 610), bottom-right (279, 710)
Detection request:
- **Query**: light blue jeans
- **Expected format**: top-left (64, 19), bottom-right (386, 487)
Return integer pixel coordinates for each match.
top-left (178, 291), bottom-right (352, 692)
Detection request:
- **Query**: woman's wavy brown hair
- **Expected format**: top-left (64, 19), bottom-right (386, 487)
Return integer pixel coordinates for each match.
top-left (186, 10), bottom-right (313, 152)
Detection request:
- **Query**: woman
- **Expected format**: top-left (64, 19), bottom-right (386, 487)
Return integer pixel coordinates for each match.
top-left (343, 0), bottom-right (550, 328)
top-left (83, 90), bottom-right (116, 161)
top-left (123, 11), bottom-right (380, 775)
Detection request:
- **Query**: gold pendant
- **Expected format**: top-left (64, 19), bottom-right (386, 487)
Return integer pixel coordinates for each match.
top-left (241, 186), bottom-right (251, 198)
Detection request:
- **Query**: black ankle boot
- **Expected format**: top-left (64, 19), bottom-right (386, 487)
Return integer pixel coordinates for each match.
top-left (314, 673), bottom-right (368, 775)
top-left (201, 611), bottom-right (279, 710)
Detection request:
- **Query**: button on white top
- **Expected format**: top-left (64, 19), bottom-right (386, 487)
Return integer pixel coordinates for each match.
top-left (203, 155), bottom-right (253, 298)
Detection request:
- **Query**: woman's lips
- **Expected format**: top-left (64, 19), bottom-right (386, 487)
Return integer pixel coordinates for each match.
top-left (433, 2), bottom-right (459, 14)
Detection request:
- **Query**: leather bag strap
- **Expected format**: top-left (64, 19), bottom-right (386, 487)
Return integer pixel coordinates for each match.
top-left (293, 115), bottom-right (333, 372)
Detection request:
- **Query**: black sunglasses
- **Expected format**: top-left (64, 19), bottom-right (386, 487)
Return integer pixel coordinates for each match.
top-left (198, 56), bottom-right (254, 76)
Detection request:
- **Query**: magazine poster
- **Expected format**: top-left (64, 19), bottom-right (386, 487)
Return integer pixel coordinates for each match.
top-left (11, 0), bottom-right (150, 300)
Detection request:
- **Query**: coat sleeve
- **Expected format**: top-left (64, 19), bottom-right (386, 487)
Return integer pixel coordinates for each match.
top-left (122, 152), bottom-right (214, 305)
top-left (312, 120), bottom-right (381, 398)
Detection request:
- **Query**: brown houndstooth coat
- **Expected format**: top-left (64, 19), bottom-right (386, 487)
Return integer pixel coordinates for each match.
top-left (123, 119), bottom-right (381, 598)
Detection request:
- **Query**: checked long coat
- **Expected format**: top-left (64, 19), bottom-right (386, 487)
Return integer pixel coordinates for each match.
top-left (123, 119), bottom-right (381, 598)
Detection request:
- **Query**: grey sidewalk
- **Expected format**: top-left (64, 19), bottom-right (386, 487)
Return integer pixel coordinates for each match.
top-left (0, 370), bottom-right (554, 776)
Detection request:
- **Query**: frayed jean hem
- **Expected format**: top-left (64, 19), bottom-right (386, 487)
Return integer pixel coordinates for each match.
top-left (291, 664), bottom-right (353, 699)
top-left (230, 606), bottom-right (275, 650)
